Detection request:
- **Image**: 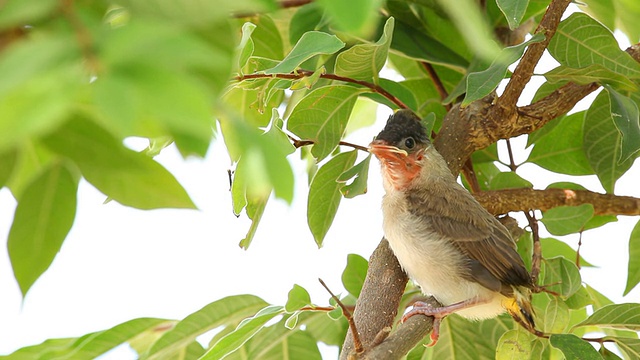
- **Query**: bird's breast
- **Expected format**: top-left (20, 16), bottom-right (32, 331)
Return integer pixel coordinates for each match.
top-left (381, 190), bottom-right (503, 318)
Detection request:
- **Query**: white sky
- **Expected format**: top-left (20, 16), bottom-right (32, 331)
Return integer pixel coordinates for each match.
top-left (1, 19), bottom-right (639, 358)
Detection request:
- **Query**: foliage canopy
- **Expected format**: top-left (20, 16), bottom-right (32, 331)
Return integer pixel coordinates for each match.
top-left (1, 0), bottom-right (640, 358)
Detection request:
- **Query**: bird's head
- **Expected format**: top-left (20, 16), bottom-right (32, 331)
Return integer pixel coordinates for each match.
top-left (369, 110), bottom-right (431, 190)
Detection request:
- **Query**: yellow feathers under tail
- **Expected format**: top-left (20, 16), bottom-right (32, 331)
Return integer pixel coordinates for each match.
top-left (502, 287), bottom-right (535, 331)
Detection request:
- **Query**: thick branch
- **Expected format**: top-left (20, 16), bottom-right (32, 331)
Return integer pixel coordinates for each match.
top-left (497, 0), bottom-right (571, 109)
top-left (474, 188), bottom-right (640, 216)
top-left (340, 240), bottom-right (418, 359)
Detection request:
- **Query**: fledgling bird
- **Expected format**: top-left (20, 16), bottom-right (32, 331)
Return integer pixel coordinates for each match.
top-left (369, 109), bottom-right (535, 345)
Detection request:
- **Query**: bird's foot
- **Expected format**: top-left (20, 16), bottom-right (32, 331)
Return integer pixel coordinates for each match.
top-left (401, 301), bottom-right (450, 347)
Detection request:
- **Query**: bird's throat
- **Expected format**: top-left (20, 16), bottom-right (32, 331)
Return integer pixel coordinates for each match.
top-left (381, 155), bottom-right (422, 190)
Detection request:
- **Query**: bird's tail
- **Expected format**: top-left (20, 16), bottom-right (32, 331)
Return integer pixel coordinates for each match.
top-left (502, 286), bottom-right (535, 331)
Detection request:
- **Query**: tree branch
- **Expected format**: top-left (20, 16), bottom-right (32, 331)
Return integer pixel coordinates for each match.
top-left (474, 188), bottom-right (640, 216)
top-left (235, 70), bottom-right (408, 109)
top-left (341, 239), bottom-right (422, 359)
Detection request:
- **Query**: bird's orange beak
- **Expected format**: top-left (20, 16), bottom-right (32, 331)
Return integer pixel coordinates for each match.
top-left (368, 139), bottom-right (408, 162)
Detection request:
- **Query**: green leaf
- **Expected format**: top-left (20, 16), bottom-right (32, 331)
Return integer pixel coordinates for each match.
top-left (540, 204), bottom-right (594, 236)
top-left (334, 17), bottom-right (394, 83)
top-left (542, 297), bottom-right (570, 333)
top-left (544, 65), bottom-right (638, 92)
top-left (0, 0), bottom-right (58, 30)
top-left (574, 303), bottom-right (640, 331)
top-left (287, 85), bottom-right (362, 160)
top-left (564, 286), bottom-right (595, 310)
top-left (263, 31), bottom-right (345, 74)
top-left (7, 162), bottom-right (78, 296)
top-left (542, 257), bottom-right (582, 299)
top-left (289, 3), bottom-right (325, 46)
top-left (307, 151), bottom-right (357, 246)
top-left (624, 220), bottom-right (640, 295)
top-left (302, 311), bottom-right (348, 346)
top-left (463, 33), bottom-right (544, 106)
top-left (390, 20), bottom-right (469, 69)
top-left (201, 305), bottom-right (285, 360)
top-left (495, 329), bottom-right (532, 360)
top-left (496, 0), bottom-right (528, 29)
top-left (338, 155), bottom-right (371, 199)
top-left (0, 148), bottom-right (18, 189)
top-left (238, 192), bottom-right (268, 250)
top-left (611, 337), bottom-right (640, 360)
top-left (605, 85), bottom-right (640, 163)
top-left (285, 284), bottom-right (312, 312)
top-left (540, 237), bottom-right (594, 267)
top-left (145, 295), bottom-right (268, 360)
top-left (223, 111), bottom-right (294, 204)
top-left (549, 334), bottom-right (602, 360)
top-left (548, 12), bottom-right (640, 79)
top-left (316, 0), bottom-right (382, 34)
top-left (433, 0), bottom-right (501, 61)
top-left (236, 22), bottom-right (257, 72)
top-left (0, 35), bottom-right (82, 152)
top-left (341, 254), bottom-right (369, 297)
top-left (249, 15), bottom-right (284, 61)
top-left (487, 171), bottom-right (533, 190)
top-left (584, 91), bottom-right (635, 193)
top-left (42, 116), bottom-right (196, 210)
top-left (528, 112), bottom-right (594, 175)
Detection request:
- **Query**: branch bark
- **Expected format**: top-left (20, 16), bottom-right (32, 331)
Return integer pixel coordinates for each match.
top-left (475, 188), bottom-right (640, 216)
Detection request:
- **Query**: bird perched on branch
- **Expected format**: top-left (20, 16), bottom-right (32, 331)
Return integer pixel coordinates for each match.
top-left (369, 109), bottom-right (535, 345)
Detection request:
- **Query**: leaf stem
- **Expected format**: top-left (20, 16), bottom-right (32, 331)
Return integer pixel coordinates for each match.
top-left (235, 70), bottom-right (409, 109)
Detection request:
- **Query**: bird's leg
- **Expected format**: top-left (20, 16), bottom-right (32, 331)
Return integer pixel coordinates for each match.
top-left (401, 298), bottom-right (490, 346)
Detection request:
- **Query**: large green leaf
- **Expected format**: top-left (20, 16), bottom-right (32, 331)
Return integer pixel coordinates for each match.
top-left (540, 237), bottom-right (594, 267)
top-left (540, 204), bottom-right (594, 236)
top-left (144, 295), bottom-right (269, 359)
top-left (249, 15), bottom-right (285, 61)
top-left (7, 162), bottom-right (78, 296)
top-left (0, 148), bottom-right (18, 189)
top-left (338, 155), bottom-right (371, 199)
top-left (574, 303), bottom-right (640, 331)
top-left (201, 305), bottom-right (285, 360)
top-left (389, 20), bottom-right (469, 68)
top-left (542, 257), bottom-right (582, 299)
top-left (42, 116), bottom-right (196, 210)
top-left (334, 17), bottom-right (394, 83)
top-left (316, 0), bottom-right (382, 34)
top-left (625, 220), bottom-right (640, 295)
top-left (263, 31), bottom-right (345, 74)
top-left (584, 91), bottom-right (635, 193)
top-left (0, 35), bottom-right (83, 153)
top-left (341, 253), bottom-right (369, 297)
top-left (287, 85), bottom-right (363, 160)
top-left (544, 65), bottom-right (637, 92)
top-left (605, 85), bottom-right (640, 163)
top-left (2, 318), bottom-right (170, 360)
top-left (549, 334), bottom-right (602, 360)
top-left (548, 12), bottom-right (640, 79)
top-left (496, 0), bottom-right (529, 29)
top-left (307, 151), bottom-right (357, 247)
top-left (542, 297), bottom-right (570, 333)
top-left (528, 112), bottom-right (593, 175)
top-left (495, 329), bottom-right (532, 360)
top-left (612, 337), bottom-right (640, 360)
top-left (463, 33), bottom-right (544, 106)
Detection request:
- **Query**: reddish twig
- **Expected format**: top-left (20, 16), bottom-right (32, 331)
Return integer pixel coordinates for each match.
top-left (236, 70), bottom-right (408, 109)
top-left (319, 278), bottom-right (363, 354)
top-left (421, 62), bottom-right (452, 111)
top-left (524, 211), bottom-right (542, 284)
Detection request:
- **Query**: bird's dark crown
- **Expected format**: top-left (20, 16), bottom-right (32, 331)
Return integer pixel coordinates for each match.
top-left (375, 110), bottom-right (429, 147)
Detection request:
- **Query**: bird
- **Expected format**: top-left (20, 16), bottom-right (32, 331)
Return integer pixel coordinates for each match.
top-left (368, 109), bottom-right (535, 345)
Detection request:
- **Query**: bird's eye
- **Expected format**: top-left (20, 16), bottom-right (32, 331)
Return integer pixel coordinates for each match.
top-left (404, 137), bottom-right (415, 149)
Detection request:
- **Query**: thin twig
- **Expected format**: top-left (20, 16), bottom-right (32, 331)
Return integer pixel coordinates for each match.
top-left (505, 139), bottom-right (518, 171)
top-left (61, 0), bottom-right (100, 74)
top-left (287, 134), bottom-right (370, 152)
top-left (420, 62), bottom-right (452, 111)
top-left (319, 278), bottom-right (364, 354)
top-left (236, 70), bottom-right (409, 109)
top-left (524, 210), bottom-right (542, 284)
top-left (576, 231), bottom-right (583, 269)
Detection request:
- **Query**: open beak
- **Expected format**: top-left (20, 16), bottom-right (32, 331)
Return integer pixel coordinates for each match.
top-left (369, 139), bottom-right (408, 161)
